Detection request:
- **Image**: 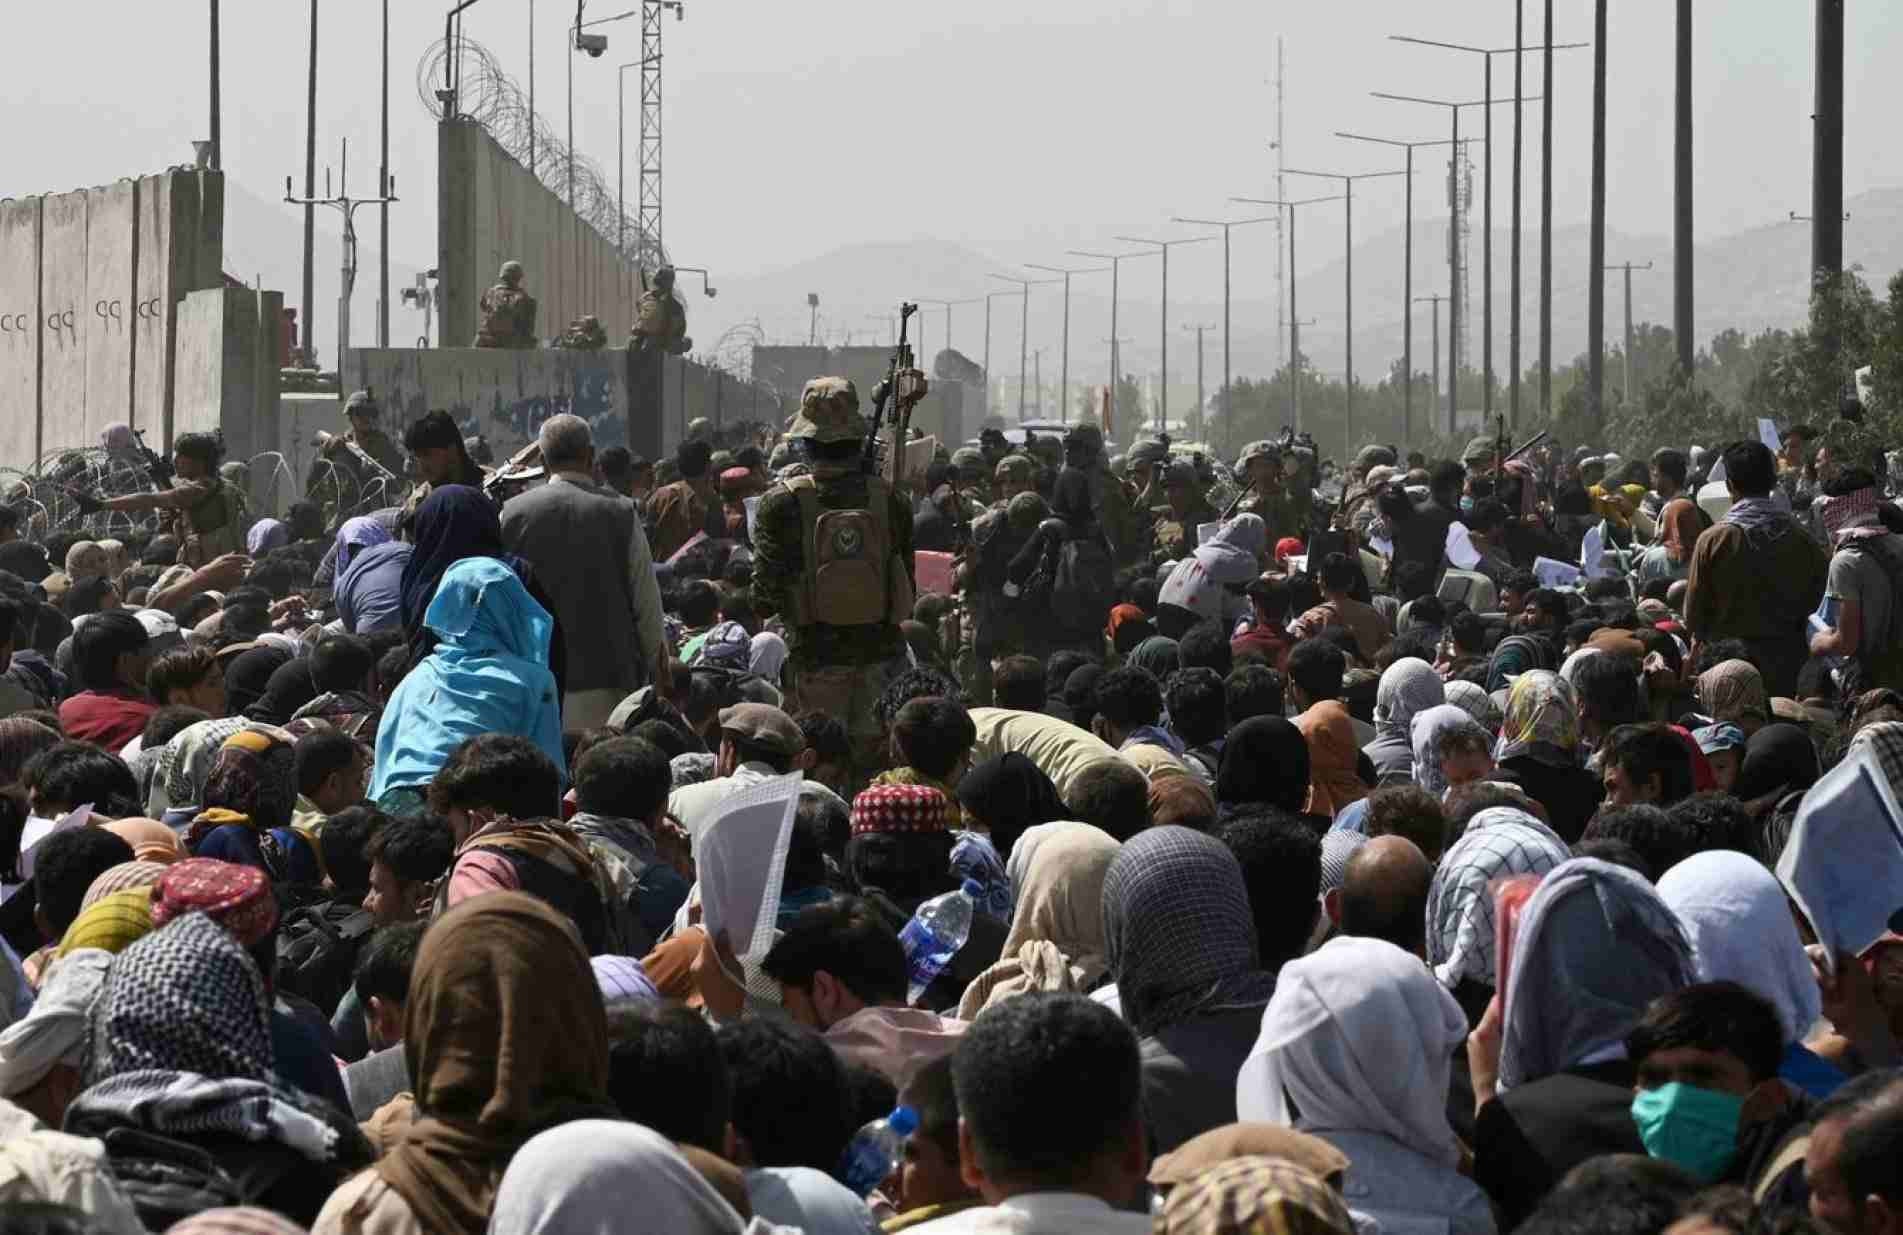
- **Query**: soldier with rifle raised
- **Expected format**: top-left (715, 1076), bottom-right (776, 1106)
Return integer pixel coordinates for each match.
top-left (72, 431), bottom-right (239, 567)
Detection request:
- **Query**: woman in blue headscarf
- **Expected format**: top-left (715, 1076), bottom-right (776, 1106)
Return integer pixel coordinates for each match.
top-left (372, 556), bottom-right (565, 809)
top-left (398, 484), bottom-right (565, 698)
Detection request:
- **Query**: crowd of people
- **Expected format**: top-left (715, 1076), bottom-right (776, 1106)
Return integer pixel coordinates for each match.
top-left (0, 387), bottom-right (1898, 1235)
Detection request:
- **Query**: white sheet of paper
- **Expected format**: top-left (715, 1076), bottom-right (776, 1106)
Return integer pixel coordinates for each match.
top-left (1777, 747), bottom-right (1903, 966)
top-left (1707, 456), bottom-right (1727, 486)
top-left (902, 435), bottom-right (939, 482)
top-left (1369, 535), bottom-right (1394, 559)
top-left (1580, 523), bottom-right (1607, 578)
top-left (19, 805), bottom-right (93, 880)
top-left (1445, 522), bottom-right (1483, 571)
top-left (696, 772), bottom-right (802, 963)
top-left (743, 495), bottom-right (761, 543)
top-left (1532, 556), bottom-right (1583, 589)
top-left (1759, 418), bottom-right (1781, 451)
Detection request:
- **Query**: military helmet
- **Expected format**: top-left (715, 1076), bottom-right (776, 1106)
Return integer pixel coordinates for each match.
top-left (1064, 422), bottom-right (1105, 454)
top-left (1006, 491), bottom-right (1049, 531)
top-left (1462, 435), bottom-right (1497, 465)
top-left (786, 377), bottom-right (865, 443)
top-left (950, 446), bottom-right (986, 476)
top-left (686, 417), bottom-right (713, 442)
top-left (1163, 458), bottom-right (1200, 489)
top-left (995, 453), bottom-right (1035, 483)
top-left (1127, 437), bottom-right (1169, 468)
top-left (344, 390), bottom-right (379, 420)
top-left (498, 260), bottom-right (524, 284)
top-left (1237, 439), bottom-right (1282, 470)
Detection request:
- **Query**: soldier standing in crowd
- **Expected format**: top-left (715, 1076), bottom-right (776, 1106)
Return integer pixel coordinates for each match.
top-left (992, 453), bottom-right (1037, 507)
top-left (958, 489), bottom-right (1048, 705)
top-left (1150, 457), bottom-right (1218, 564)
top-left (751, 377), bottom-right (914, 775)
top-left (76, 432), bottom-right (239, 567)
top-left (1235, 439), bottom-right (1301, 543)
top-left (473, 260), bottom-right (539, 348)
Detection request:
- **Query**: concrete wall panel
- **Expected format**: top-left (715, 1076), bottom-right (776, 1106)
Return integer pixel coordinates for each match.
top-left (83, 179), bottom-right (138, 443)
top-left (439, 118), bottom-right (641, 350)
top-left (0, 198), bottom-right (43, 467)
top-left (132, 173), bottom-right (177, 436)
top-left (39, 191), bottom-right (90, 453)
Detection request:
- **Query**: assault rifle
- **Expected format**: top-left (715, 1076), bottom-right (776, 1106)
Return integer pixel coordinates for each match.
top-left (864, 302), bottom-right (927, 484)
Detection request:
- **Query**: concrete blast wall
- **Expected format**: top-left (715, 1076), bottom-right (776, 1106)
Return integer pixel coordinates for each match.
top-left (0, 168), bottom-right (226, 462)
top-left (438, 119), bottom-right (639, 353)
top-left (344, 347), bottom-right (788, 470)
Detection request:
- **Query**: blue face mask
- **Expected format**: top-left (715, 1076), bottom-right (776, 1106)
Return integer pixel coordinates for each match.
top-left (1459, 496), bottom-right (1476, 514)
top-left (1630, 1082), bottom-right (1745, 1183)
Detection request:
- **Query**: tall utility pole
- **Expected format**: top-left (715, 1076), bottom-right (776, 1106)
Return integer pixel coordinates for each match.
top-left (1585, 0), bottom-right (1608, 428)
top-left (1813, 0), bottom-right (1845, 373)
top-left (1372, 92), bottom-right (1532, 433)
top-left (1274, 37), bottom-right (1287, 375)
top-left (1025, 265), bottom-right (1107, 425)
top-left (1114, 235), bottom-right (1216, 426)
top-left (1674, 0), bottom-right (1694, 373)
top-left (300, 0), bottom-right (317, 367)
top-left (1170, 215), bottom-right (1278, 453)
top-left (1285, 166), bottom-right (1411, 447)
top-left (1603, 261), bottom-right (1653, 406)
top-left (988, 274), bottom-right (1058, 421)
top-left (285, 141), bottom-right (398, 375)
top-left (1184, 323), bottom-right (1215, 436)
top-left (378, 0), bottom-right (391, 347)
top-left (1336, 134), bottom-right (1458, 445)
top-left (1388, 36), bottom-right (1587, 417)
top-left (1416, 294), bottom-right (1446, 418)
top-left (1231, 196), bottom-right (1344, 431)
top-left (1070, 248), bottom-right (1156, 430)
top-left (1511, 0), bottom-right (1525, 427)
top-left (1540, 0), bottom-right (1555, 418)
top-left (208, 0), bottom-right (221, 171)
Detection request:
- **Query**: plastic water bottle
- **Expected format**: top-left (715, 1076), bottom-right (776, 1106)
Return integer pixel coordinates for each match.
top-left (899, 878), bottom-right (981, 1006)
top-left (839, 1105), bottom-right (919, 1197)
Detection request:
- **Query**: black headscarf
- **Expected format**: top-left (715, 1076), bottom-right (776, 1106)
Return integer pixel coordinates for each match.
top-left (1734, 721), bottom-right (1820, 803)
top-left (957, 752), bottom-right (1069, 861)
top-left (1050, 467), bottom-right (1098, 531)
top-left (399, 485), bottom-right (508, 654)
top-left (223, 645), bottom-right (293, 719)
top-left (1217, 716), bottom-right (1311, 814)
top-left (245, 656), bottom-right (318, 725)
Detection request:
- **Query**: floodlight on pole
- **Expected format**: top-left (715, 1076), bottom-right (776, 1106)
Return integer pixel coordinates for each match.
top-left (1111, 234), bottom-right (1217, 428)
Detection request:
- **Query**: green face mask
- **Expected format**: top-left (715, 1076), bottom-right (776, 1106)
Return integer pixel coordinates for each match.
top-left (1630, 1082), bottom-right (1745, 1183)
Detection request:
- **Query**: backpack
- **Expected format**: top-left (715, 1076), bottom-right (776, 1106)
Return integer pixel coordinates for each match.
top-left (1048, 534), bottom-right (1116, 624)
top-left (274, 900), bottom-right (376, 1014)
top-left (101, 1127), bottom-right (288, 1230)
top-left (786, 474), bottom-right (914, 627)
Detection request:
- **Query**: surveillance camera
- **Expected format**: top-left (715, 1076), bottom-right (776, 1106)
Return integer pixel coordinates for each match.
top-left (575, 31), bottom-right (607, 56)
top-left (705, 288), bottom-right (718, 299)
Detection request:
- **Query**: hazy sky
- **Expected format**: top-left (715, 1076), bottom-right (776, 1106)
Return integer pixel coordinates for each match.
top-left (6, 1), bottom-right (1897, 308)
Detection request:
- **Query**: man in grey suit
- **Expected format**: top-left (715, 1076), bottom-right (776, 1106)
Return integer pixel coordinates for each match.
top-left (502, 413), bottom-right (669, 733)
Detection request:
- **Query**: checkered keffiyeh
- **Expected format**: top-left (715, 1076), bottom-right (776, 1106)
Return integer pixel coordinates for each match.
top-left (1427, 808), bottom-right (1572, 990)
top-left (850, 784), bottom-right (953, 836)
top-left (151, 859), bottom-right (279, 947)
top-left (1850, 721), bottom-right (1903, 802)
top-left (1103, 825), bottom-right (1278, 1038)
top-left (85, 912), bottom-right (273, 1085)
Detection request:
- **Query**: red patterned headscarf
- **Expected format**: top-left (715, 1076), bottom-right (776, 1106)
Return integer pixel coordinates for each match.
top-left (850, 784), bottom-right (955, 837)
top-left (151, 858), bottom-right (279, 947)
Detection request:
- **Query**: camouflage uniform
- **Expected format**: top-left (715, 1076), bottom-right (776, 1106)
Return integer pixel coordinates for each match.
top-left (1234, 440), bottom-right (1303, 544)
top-left (1151, 459), bottom-right (1218, 565)
top-left (169, 475), bottom-right (240, 568)
top-left (751, 377), bottom-right (915, 773)
top-left (474, 260), bottom-right (539, 348)
top-left (630, 268), bottom-right (691, 357)
top-left (310, 391), bottom-right (408, 522)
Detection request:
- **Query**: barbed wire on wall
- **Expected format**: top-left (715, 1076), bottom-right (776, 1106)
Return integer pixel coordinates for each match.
top-left (417, 36), bottom-right (669, 278)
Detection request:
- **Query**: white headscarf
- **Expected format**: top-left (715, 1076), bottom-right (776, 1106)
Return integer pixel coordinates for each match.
top-left (0, 949), bottom-right (112, 1096)
top-left (1657, 850), bottom-right (1822, 1045)
top-left (491, 1120), bottom-right (769, 1235)
top-left (1237, 935), bottom-right (1468, 1167)
top-left (1410, 704), bottom-right (1488, 798)
top-left (1427, 807), bottom-right (1572, 990)
top-left (1558, 646), bottom-right (1604, 689)
top-left (1496, 858), bottom-right (1695, 1092)
top-left (745, 1166), bottom-right (879, 1235)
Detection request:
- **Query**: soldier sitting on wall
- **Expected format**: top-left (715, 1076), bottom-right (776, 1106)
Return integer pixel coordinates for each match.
top-left (629, 266), bottom-right (692, 357)
top-left (474, 260), bottom-right (539, 348)
top-left (554, 315), bottom-right (609, 351)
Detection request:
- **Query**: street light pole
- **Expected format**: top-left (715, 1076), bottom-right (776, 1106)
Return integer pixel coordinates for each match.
top-left (982, 290), bottom-right (1014, 420)
top-left (1230, 196), bottom-right (1344, 433)
top-left (1601, 260), bottom-right (1654, 406)
top-left (1113, 234), bottom-right (1217, 429)
top-left (988, 274), bottom-right (1059, 422)
top-left (1416, 294), bottom-right (1445, 417)
top-left (1334, 134), bottom-right (1459, 445)
top-left (1070, 248), bottom-right (1156, 432)
top-left (1184, 323), bottom-right (1215, 439)
top-left (1387, 36), bottom-right (1587, 419)
top-left (1025, 266), bottom-right (1108, 424)
top-left (1170, 216), bottom-right (1277, 455)
top-left (1282, 168), bottom-right (1409, 446)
